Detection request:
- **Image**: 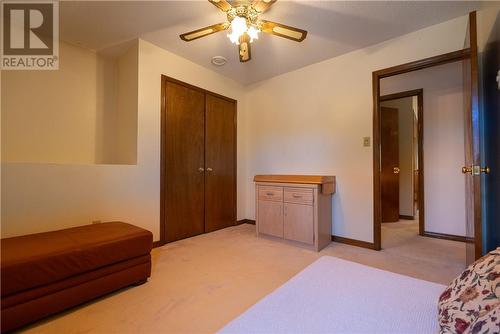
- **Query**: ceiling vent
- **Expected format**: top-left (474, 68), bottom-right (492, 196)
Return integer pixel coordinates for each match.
top-left (211, 56), bottom-right (228, 66)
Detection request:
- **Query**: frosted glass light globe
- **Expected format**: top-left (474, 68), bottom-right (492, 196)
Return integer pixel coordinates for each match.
top-left (227, 16), bottom-right (248, 44)
top-left (247, 26), bottom-right (260, 42)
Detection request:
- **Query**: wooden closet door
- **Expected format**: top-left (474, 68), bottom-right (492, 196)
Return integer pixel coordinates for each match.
top-left (204, 94), bottom-right (236, 233)
top-left (165, 81), bottom-right (205, 242)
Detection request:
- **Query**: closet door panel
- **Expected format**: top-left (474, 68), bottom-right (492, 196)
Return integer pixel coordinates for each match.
top-left (204, 94), bottom-right (236, 233)
top-left (165, 81), bottom-right (205, 242)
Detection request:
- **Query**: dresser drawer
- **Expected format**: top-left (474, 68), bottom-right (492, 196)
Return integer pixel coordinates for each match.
top-left (258, 186), bottom-right (283, 202)
top-left (284, 188), bottom-right (313, 205)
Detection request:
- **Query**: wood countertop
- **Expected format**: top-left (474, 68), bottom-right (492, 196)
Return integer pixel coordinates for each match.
top-left (254, 175), bottom-right (336, 194)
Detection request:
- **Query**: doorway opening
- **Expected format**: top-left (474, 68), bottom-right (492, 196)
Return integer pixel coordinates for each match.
top-left (372, 11), bottom-right (482, 265)
top-left (379, 89), bottom-right (424, 242)
top-left (376, 59), bottom-right (472, 262)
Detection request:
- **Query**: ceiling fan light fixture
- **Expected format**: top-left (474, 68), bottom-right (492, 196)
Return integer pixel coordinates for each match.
top-left (247, 26), bottom-right (260, 42)
top-left (227, 16), bottom-right (248, 44)
top-left (180, 0), bottom-right (307, 63)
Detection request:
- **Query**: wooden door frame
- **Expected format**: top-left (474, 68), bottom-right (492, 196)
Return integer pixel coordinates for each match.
top-left (380, 89), bottom-right (424, 234)
top-left (159, 75), bottom-right (237, 247)
top-left (372, 12), bottom-right (478, 251)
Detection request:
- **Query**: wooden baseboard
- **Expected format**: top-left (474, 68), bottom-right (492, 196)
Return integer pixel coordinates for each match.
top-left (422, 231), bottom-right (469, 243)
top-left (237, 219), bottom-right (256, 225)
top-left (152, 240), bottom-right (166, 248)
top-left (331, 235), bottom-right (375, 250)
top-left (399, 215), bottom-right (415, 220)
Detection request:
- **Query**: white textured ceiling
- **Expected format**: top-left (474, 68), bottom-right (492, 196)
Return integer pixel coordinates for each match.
top-left (60, 1), bottom-right (484, 85)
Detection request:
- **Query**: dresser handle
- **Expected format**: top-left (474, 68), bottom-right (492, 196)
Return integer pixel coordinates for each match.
top-left (292, 194), bottom-right (302, 198)
top-left (266, 192), bottom-right (274, 196)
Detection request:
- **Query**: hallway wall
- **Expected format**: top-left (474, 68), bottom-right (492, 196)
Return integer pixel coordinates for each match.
top-left (380, 62), bottom-right (466, 237)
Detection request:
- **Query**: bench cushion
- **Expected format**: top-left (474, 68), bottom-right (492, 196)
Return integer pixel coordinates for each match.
top-left (1, 222), bottom-right (152, 297)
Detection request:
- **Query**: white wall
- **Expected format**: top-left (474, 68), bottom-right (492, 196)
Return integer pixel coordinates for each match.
top-left (136, 39), bottom-right (248, 232)
top-left (243, 15), bottom-right (468, 242)
top-left (477, 4), bottom-right (500, 52)
top-left (380, 62), bottom-right (466, 237)
top-left (380, 97), bottom-right (415, 217)
top-left (2, 42), bottom-right (101, 164)
top-left (1, 41), bottom-right (138, 165)
top-left (1, 40), bottom-right (247, 240)
top-left (1, 15), bottom-right (470, 243)
top-left (95, 44), bottom-right (139, 164)
top-left (115, 46), bottom-right (139, 164)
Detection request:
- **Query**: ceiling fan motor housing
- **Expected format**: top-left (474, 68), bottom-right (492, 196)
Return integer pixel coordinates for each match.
top-left (227, 5), bottom-right (259, 27)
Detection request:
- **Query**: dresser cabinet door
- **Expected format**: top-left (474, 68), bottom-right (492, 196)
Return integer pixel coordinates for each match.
top-left (258, 200), bottom-right (284, 238)
top-left (284, 203), bottom-right (314, 245)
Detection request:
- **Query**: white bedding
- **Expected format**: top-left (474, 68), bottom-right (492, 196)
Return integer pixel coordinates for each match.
top-left (220, 256), bottom-right (446, 334)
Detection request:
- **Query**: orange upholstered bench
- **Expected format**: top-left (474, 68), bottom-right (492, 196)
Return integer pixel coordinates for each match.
top-left (0, 222), bottom-right (152, 333)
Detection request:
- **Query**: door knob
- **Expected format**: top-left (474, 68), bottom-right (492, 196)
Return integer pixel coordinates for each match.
top-left (481, 166), bottom-right (491, 174)
top-left (393, 167), bottom-right (400, 174)
top-left (198, 167), bottom-right (204, 172)
top-left (206, 167), bottom-right (213, 172)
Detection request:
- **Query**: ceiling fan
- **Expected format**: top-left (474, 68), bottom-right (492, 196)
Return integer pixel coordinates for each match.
top-left (179, 0), bottom-right (307, 62)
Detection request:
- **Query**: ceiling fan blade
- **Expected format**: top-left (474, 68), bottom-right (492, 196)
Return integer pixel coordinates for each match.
top-left (179, 23), bottom-right (228, 42)
top-left (260, 20), bottom-right (307, 42)
top-left (208, 0), bottom-right (232, 12)
top-left (251, 0), bottom-right (277, 13)
top-left (238, 34), bottom-right (252, 62)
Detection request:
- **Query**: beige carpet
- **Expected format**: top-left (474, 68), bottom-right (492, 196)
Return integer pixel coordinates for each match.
top-left (20, 223), bottom-right (465, 334)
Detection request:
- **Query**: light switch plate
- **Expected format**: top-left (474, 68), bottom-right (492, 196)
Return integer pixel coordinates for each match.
top-left (363, 137), bottom-right (371, 147)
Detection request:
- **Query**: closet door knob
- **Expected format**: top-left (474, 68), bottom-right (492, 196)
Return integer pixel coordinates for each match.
top-left (198, 167), bottom-right (205, 172)
top-left (206, 167), bottom-right (213, 172)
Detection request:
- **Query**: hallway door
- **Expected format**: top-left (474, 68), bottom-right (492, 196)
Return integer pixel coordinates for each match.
top-left (463, 12), bottom-right (484, 263)
top-left (381, 107), bottom-right (400, 222)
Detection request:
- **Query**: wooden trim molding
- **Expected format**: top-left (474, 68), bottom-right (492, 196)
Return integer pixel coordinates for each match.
top-left (373, 49), bottom-right (471, 79)
top-left (373, 47), bottom-right (472, 251)
top-left (422, 231), bottom-right (470, 243)
top-left (237, 219), bottom-right (256, 225)
top-left (160, 76), bottom-right (167, 245)
top-left (380, 89), bottom-right (423, 102)
top-left (331, 235), bottom-right (375, 250)
top-left (399, 215), bottom-right (415, 220)
top-left (162, 75), bottom-right (237, 103)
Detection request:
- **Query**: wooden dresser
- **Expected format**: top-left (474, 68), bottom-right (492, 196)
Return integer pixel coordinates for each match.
top-left (254, 175), bottom-right (336, 251)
